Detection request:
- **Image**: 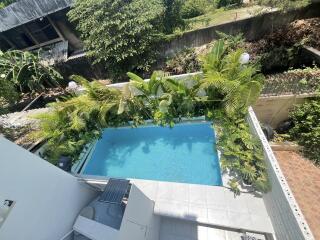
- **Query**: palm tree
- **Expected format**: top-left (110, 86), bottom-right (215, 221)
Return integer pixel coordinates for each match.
top-left (201, 40), bottom-right (264, 116)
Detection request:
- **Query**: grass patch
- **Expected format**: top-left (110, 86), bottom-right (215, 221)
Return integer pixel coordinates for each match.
top-left (185, 5), bottom-right (265, 31)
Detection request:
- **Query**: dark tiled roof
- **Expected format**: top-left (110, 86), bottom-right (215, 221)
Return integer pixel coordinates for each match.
top-left (0, 0), bottom-right (72, 32)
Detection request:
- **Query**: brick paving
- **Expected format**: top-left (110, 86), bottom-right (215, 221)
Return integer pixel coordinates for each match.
top-left (274, 151), bottom-right (320, 240)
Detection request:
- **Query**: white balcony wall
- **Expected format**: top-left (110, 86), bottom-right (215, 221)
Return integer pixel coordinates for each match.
top-left (247, 107), bottom-right (315, 240)
top-left (119, 185), bottom-right (160, 240)
top-left (0, 137), bottom-right (97, 240)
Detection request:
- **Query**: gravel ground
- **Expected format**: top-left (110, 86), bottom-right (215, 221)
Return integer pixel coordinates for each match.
top-left (0, 107), bottom-right (49, 129)
top-left (0, 108), bottom-right (50, 149)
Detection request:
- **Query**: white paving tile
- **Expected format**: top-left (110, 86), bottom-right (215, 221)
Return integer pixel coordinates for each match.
top-left (250, 214), bottom-right (274, 233)
top-left (157, 181), bottom-right (174, 201)
top-left (172, 183), bottom-right (189, 203)
top-left (228, 210), bottom-right (252, 230)
top-left (160, 217), bottom-right (231, 240)
top-left (188, 203), bottom-right (208, 222)
top-left (189, 184), bottom-right (207, 205)
top-left (132, 179), bottom-right (274, 234)
top-left (207, 208), bottom-right (230, 226)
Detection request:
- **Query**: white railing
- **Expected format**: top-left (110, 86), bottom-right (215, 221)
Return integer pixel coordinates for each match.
top-left (247, 107), bottom-right (314, 240)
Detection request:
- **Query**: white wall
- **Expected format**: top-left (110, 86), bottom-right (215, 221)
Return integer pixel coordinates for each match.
top-left (0, 137), bottom-right (97, 240)
top-left (247, 108), bottom-right (315, 240)
top-left (119, 185), bottom-right (160, 240)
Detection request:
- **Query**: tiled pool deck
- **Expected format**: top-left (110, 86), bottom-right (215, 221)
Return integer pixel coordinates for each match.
top-left (131, 179), bottom-right (274, 235)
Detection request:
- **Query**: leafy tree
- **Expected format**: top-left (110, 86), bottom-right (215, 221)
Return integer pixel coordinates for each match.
top-left (0, 50), bottom-right (62, 93)
top-left (161, 0), bottom-right (185, 33)
top-left (68, 0), bottom-right (166, 80)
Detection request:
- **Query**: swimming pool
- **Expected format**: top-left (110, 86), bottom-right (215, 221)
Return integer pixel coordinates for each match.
top-left (81, 122), bottom-right (222, 186)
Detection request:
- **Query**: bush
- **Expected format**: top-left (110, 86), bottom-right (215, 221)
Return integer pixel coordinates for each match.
top-left (290, 98), bottom-right (320, 165)
top-left (165, 48), bottom-right (201, 74)
top-left (214, 0), bottom-right (242, 8)
top-left (181, 0), bottom-right (213, 19)
top-left (0, 50), bottom-right (62, 93)
top-left (0, 78), bottom-right (19, 114)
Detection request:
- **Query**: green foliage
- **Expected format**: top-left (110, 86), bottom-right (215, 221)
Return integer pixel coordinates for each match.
top-left (263, 66), bottom-right (320, 96)
top-left (256, 0), bottom-right (311, 11)
top-left (0, 0), bottom-right (15, 9)
top-left (214, 0), bottom-right (243, 8)
top-left (0, 78), bottom-right (19, 114)
top-left (32, 76), bottom-right (127, 164)
top-left (216, 115), bottom-right (270, 193)
top-left (201, 40), bottom-right (264, 116)
top-left (68, 0), bottom-right (187, 80)
top-left (165, 48), bottom-right (201, 75)
top-left (35, 41), bottom-right (268, 194)
top-left (68, 0), bottom-right (164, 80)
top-left (289, 98), bottom-right (320, 165)
top-left (260, 45), bottom-right (301, 73)
top-left (0, 50), bottom-right (62, 93)
top-left (216, 31), bottom-right (245, 51)
top-left (181, 0), bottom-right (214, 19)
top-left (161, 0), bottom-right (185, 34)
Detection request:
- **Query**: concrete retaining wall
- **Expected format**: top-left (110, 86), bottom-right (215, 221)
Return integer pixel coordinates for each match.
top-left (247, 107), bottom-right (315, 240)
top-left (162, 3), bottom-right (320, 57)
top-left (253, 94), bottom-right (316, 128)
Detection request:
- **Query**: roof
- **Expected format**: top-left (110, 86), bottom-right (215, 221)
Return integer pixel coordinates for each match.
top-left (0, 0), bottom-right (72, 33)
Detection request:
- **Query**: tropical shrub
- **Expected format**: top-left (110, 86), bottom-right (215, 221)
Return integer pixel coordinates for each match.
top-left (181, 0), bottom-right (213, 19)
top-left (165, 48), bottom-right (201, 74)
top-left (32, 76), bottom-right (127, 164)
top-left (201, 41), bottom-right (268, 193)
top-left (289, 98), bottom-right (320, 165)
top-left (215, 112), bottom-right (270, 193)
top-left (35, 41), bottom-right (268, 193)
top-left (0, 50), bottom-right (62, 93)
top-left (201, 40), bottom-right (264, 116)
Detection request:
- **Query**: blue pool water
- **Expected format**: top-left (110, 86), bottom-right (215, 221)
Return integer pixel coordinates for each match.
top-left (82, 122), bottom-right (222, 185)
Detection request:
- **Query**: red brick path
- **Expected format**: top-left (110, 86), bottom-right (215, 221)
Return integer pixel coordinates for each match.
top-left (274, 151), bottom-right (320, 240)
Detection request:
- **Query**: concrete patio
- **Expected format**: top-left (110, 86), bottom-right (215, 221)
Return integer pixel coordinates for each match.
top-left (131, 179), bottom-right (274, 235)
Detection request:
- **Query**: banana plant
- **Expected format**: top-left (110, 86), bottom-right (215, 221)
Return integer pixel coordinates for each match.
top-left (0, 50), bottom-right (62, 93)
